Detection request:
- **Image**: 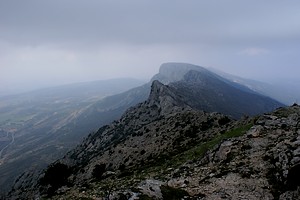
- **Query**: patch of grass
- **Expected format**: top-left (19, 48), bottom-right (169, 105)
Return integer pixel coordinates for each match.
top-left (182, 123), bottom-right (253, 161)
top-left (136, 123), bottom-right (253, 178)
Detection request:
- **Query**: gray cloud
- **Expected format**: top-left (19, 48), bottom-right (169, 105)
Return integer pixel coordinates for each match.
top-left (0, 0), bottom-right (300, 94)
top-left (2, 0), bottom-right (299, 46)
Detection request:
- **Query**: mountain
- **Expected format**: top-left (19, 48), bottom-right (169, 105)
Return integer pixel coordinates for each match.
top-left (8, 79), bottom-right (241, 198)
top-left (0, 62), bottom-right (284, 196)
top-left (157, 63), bottom-right (258, 94)
top-left (79, 63), bottom-right (283, 135)
top-left (169, 70), bottom-right (283, 119)
top-left (209, 67), bottom-right (299, 105)
top-left (9, 79), bottom-right (299, 199)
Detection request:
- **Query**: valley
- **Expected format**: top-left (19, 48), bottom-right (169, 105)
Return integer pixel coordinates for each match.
top-left (0, 78), bottom-right (145, 193)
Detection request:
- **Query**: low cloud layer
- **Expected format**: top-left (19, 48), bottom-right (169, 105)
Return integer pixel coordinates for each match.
top-left (1, 0), bottom-right (300, 95)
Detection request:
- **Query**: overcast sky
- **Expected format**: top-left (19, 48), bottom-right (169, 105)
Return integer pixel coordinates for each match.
top-left (0, 0), bottom-right (300, 95)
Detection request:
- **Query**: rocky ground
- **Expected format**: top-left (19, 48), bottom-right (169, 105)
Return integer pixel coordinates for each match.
top-left (8, 104), bottom-right (299, 199)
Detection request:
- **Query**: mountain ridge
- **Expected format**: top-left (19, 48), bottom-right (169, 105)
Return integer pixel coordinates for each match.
top-left (1, 62), bottom-right (286, 198)
top-left (9, 88), bottom-right (300, 199)
top-left (9, 78), bottom-right (289, 199)
top-left (169, 70), bottom-right (283, 118)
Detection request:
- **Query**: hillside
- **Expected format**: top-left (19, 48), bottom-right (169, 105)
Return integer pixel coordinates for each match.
top-left (209, 67), bottom-right (298, 105)
top-left (0, 78), bottom-right (145, 193)
top-left (9, 80), bottom-right (296, 199)
top-left (1, 63), bottom-right (284, 197)
top-left (170, 70), bottom-right (282, 118)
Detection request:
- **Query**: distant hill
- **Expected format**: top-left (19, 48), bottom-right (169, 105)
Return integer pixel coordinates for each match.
top-left (0, 78), bottom-right (145, 101)
top-left (170, 70), bottom-right (283, 118)
top-left (209, 67), bottom-right (299, 105)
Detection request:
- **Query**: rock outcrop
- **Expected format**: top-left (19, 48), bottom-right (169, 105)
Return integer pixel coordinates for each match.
top-left (43, 104), bottom-right (299, 200)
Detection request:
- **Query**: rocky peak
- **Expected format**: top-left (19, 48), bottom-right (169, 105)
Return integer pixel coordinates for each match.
top-left (148, 80), bottom-right (190, 115)
top-left (148, 80), bottom-right (165, 100)
top-left (151, 62), bottom-right (208, 84)
top-left (159, 62), bottom-right (207, 77)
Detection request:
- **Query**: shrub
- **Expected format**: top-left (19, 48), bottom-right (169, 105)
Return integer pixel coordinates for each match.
top-left (39, 163), bottom-right (72, 196)
top-left (218, 116), bottom-right (231, 125)
top-left (92, 164), bottom-right (106, 180)
top-left (140, 149), bottom-right (146, 155)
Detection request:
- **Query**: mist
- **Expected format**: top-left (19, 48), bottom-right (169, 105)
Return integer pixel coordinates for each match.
top-left (1, 0), bottom-right (300, 96)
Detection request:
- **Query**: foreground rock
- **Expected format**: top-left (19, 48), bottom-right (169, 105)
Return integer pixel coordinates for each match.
top-left (97, 104), bottom-right (300, 200)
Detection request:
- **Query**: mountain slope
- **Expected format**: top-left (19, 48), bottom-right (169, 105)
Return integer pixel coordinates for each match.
top-left (9, 82), bottom-right (299, 199)
top-left (10, 79), bottom-right (238, 199)
top-left (210, 67), bottom-right (300, 105)
top-left (170, 70), bottom-right (283, 118)
top-left (2, 62), bottom-right (285, 197)
top-left (0, 78), bottom-right (145, 193)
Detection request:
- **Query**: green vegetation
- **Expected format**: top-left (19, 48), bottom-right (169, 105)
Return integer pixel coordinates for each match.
top-left (136, 122), bottom-right (253, 179)
top-left (39, 163), bottom-right (73, 197)
top-left (183, 123), bottom-right (253, 160)
top-left (31, 121), bottom-right (255, 198)
top-left (92, 164), bottom-right (106, 180)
